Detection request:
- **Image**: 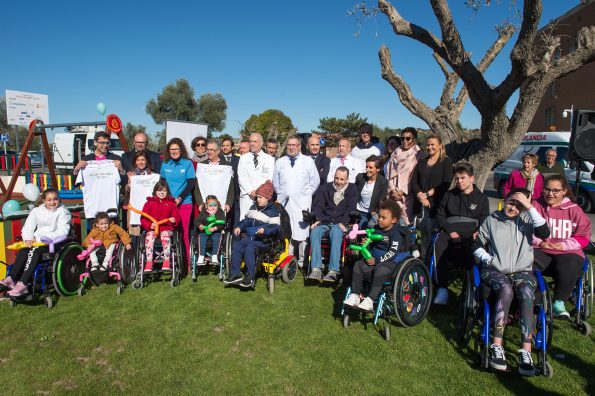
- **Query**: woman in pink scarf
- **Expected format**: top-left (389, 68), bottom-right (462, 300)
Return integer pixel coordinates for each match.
top-left (385, 127), bottom-right (423, 224)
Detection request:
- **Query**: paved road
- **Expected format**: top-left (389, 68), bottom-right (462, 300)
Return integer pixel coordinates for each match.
top-left (484, 173), bottom-right (595, 238)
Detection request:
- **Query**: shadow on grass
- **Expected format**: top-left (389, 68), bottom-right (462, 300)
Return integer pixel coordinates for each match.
top-left (549, 345), bottom-right (595, 394)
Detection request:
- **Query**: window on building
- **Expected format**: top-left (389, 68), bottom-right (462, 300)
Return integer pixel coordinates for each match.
top-left (544, 106), bottom-right (556, 130)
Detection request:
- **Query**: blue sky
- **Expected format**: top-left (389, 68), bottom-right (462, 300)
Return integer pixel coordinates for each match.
top-left (0, 1), bottom-right (574, 140)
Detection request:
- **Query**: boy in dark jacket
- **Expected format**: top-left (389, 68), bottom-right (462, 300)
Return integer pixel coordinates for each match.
top-left (308, 167), bottom-right (359, 283)
top-left (433, 162), bottom-right (490, 305)
top-left (224, 180), bottom-right (280, 289)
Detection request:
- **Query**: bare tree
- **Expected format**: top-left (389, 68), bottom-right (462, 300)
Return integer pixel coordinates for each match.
top-left (374, 0), bottom-right (595, 188)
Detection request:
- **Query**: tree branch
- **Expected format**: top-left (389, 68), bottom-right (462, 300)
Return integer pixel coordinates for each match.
top-left (547, 26), bottom-right (595, 79)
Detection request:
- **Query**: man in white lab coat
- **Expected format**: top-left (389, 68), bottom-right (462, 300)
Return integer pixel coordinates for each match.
top-left (237, 133), bottom-right (274, 221)
top-left (273, 135), bottom-right (320, 266)
top-left (327, 137), bottom-right (364, 184)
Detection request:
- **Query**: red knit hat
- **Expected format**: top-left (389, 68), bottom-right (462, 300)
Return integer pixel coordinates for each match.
top-left (255, 180), bottom-right (274, 200)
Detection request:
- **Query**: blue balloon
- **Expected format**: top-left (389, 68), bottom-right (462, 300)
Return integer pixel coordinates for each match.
top-left (2, 200), bottom-right (21, 216)
top-left (96, 102), bottom-right (106, 115)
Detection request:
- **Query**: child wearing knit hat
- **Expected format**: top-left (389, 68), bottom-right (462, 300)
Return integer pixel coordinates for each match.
top-left (224, 180), bottom-right (280, 289)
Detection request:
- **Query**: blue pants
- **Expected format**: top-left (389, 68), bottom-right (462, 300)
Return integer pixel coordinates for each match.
top-left (199, 232), bottom-right (222, 256)
top-left (357, 211), bottom-right (377, 229)
top-left (230, 236), bottom-right (267, 279)
top-left (310, 223), bottom-right (344, 272)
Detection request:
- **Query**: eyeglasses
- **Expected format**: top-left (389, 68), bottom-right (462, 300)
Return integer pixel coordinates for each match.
top-left (543, 188), bottom-right (563, 194)
top-left (195, 143), bottom-right (206, 147)
top-left (402, 136), bottom-right (413, 142)
top-left (96, 141), bottom-right (110, 146)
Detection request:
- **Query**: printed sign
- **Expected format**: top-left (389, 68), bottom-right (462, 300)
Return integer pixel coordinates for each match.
top-left (5, 90), bottom-right (49, 126)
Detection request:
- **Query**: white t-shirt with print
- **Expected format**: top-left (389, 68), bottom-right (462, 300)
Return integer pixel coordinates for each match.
top-left (75, 160), bottom-right (121, 218)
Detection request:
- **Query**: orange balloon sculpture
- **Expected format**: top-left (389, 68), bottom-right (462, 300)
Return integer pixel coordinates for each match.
top-left (125, 205), bottom-right (170, 236)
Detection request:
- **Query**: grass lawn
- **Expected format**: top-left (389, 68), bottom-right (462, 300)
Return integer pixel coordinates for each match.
top-left (0, 270), bottom-right (593, 395)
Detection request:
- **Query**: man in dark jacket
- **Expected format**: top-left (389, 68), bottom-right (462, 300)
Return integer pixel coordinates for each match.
top-left (308, 136), bottom-right (330, 185)
top-left (433, 162), bottom-right (490, 304)
top-left (121, 131), bottom-right (162, 173)
top-left (220, 137), bottom-right (240, 225)
top-left (308, 167), bottom-right (359, 283)
top-left (536, 149), bottom-right (565, 178)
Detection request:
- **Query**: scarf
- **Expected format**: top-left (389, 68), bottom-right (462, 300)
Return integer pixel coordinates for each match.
top-left (386, 145), bottom-right (421, 194)
top-left (521, 168), bottom-right (539, 197)
top-left (333, 183), bottom-right (348, 206)
top-left (133, 167), bottom-right (152, 176)
top-left (192, 152), bottom-right (208, 163)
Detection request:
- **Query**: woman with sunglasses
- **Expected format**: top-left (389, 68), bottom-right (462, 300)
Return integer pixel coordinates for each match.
top-left (503, 153), bottom-right (544, 201)
top-left (385, 127), bottom-right (423, 225)
top-left (191, 136), bottom-right (209, 167)
top-left (532, 175), bottom-right (592, 318)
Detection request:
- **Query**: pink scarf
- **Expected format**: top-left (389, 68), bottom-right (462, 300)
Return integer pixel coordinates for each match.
top-left (386, 145), bottom-right (421, 195)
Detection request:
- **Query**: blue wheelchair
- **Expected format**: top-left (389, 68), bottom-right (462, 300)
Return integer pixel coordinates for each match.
top-left (1, 236), bottom-right (85, 309)
top-left (341, 252), bottom-right (432, 341)
top-left (457, 264), bottom-right (553, 377)
top-left (569, 242), bottom-right (594, 335)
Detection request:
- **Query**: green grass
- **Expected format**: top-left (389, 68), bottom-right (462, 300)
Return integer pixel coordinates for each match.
top-left (0, 271), bottom-right (593, 395)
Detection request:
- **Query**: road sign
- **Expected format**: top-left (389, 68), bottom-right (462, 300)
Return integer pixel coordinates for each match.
top-left (0, 133), bottom-right (9, 142)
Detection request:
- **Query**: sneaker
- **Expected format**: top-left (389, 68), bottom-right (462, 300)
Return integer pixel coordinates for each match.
top-left (0, 277), bottom-right (15, 290)
top-left (223, 274), bottom-right (243, 285)
top-left (308, 268), bottom-right (322, 281)
top-left (489, 344), bottom-right (507, 371)
top-left (239, 277), bottom-right (255, 289)
top-left (210, 255), bottom-right (219, 265)
top-left (197, 256), bottom-right (205, 266)
top-left (322, 270), bottom-right (339, 283)
top-left (552, 300), bottom-right (570, 319)
top-left (7, 281), bottom-right (28, 297)
top-left (144, 261), bottom-right (153, 273)
top-left (343, 293), bottom-right (361, 308)
top-left (434, 288), bottom-right (449, 305)
top-left (358, 297), bottom-right (374, 312)
top-left (518, 349), bottom-right (535, 376)
top-left (162, 260), bottom-right (171, 271)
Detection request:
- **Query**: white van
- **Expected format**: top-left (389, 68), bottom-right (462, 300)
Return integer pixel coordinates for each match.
top-left (493, 131), bottom-right (595, 212)
top-left (52, 126), bottom-right (124, 171)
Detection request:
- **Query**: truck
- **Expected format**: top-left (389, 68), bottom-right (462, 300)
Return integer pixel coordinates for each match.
top-left (52, 126), bottom-right (125, 171)
top-left (493, 131), bottom-right (595, 212)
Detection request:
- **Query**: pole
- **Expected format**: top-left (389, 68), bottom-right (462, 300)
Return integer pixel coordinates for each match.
top-left (14, 125), bottom-right (19, 153)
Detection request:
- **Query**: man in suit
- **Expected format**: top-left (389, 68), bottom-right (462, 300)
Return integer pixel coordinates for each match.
top-left (121, 131), bottom-right (162, 173)
top-left (308, 135), bottom-right (330, 184)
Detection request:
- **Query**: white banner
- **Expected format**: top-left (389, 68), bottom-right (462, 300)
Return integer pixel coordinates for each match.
top-left (129, 174), bottom-right (160, 225)
top-left (5, 90), bottom-right (49, 126)
top-left (196, 163), bottom-right (232, 206)
top-left (166, 120), bottom-right (207, 156)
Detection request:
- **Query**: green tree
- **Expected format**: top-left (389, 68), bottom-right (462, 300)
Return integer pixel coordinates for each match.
top-left (318, 113), bottom-right (368, 137)
top-left (123, 122), bottom-right (147, 148)
top-left (197, 93), bottom-right (227, 136)
top-left (242, 109), bottom-right (295, 144)
top-left (145, 79), bottom-right (200, 125)
top-left (150, 130), bottom-right (167, 153)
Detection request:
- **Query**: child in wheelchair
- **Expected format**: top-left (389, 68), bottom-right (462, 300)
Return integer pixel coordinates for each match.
top-left (344, 200), bottom-right (410, 311)
top-left (195, 195), bottom-right (226, 266)
top-left (141, 181), bottom-right (180, 272)
top-left (84, 211), bottom-right (132, 272)
top-left (471, 188), bottom-right (550, 376)
top-left (224, 180), bottom-right (279, 289)
top-left (0, 188), bottom-right (71, 297)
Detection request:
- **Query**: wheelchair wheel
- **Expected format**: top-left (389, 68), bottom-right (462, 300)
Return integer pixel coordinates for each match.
top-left (281, 258), bottom-right (298, 284)
top-left (383, 324), bottom-right (391, 341)
top-left (52, 242), bottom-right (84, 296)
top-left (583, 260), bottom-right (593, 320)
top-left (224, 233), bottom-right (233, 278)
top-left (44, 295), bottom-right (53, 309)
top-left (174, 231), bottom-right (186, 278)
top-left (392, 258), bottom-right (432, 327)
top-left (267, 276), bottom-right (275, 295)
top-left (117, 242), bottom-right (137, 284)
top-left (457, 270), bottom-right (476, 345)
top-left (190, 229), bottom-right (199, 282)
top-left (343, 314), bottom-right (350, 329)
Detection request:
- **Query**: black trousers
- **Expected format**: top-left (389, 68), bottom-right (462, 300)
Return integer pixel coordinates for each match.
top-left (351, 259), bottom-right (398, 300)
top-left (534, 249), bottom-right (584, 302)
top-left (8, 246), bottom-right (49, 285)
top-left (434, 233), bottom-right (474, 288)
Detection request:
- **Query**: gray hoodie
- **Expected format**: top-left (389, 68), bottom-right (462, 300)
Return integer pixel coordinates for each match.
top-left (472, 207), bottom-right (549, 275)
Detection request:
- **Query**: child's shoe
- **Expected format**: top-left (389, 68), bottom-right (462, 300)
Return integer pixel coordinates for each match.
top-left (144, 261), bottom-right (153, 273)
top-left (210, 255), bottom-right (219, 265)
top-left (552, 300), bottom-right (570, 319)
top-left (0, 277), bottom-right (15, 291)
top-left (433, 288), bottom-right (449, 305)
top-left (343, 293), bottom-right (360, 308)
top-left (162, 260), bottom-right (171, 271)
top-left (197, 256), bottom-right (205, 266)
top-left (517, 349), bottom-right (535, 377)
top-left (358, 297), bottom-right (374, 312)
top-left (7, 281), bottom-right (28, 297)
top-left (488, 344), bottom-right (507, 371)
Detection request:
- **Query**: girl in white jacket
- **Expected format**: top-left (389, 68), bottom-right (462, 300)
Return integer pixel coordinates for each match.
top-left (0, 188), bottom-right (71, 297)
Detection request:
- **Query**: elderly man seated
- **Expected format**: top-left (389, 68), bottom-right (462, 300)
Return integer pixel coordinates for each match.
top-left (307, 167), bottom-right (359, 283)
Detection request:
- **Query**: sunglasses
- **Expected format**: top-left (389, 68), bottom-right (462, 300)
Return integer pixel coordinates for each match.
top-left (402, 137), bottom-right (414, 142)
top-left (195, 142), bottom-right (206, 147)
top-left (207, 203), bottom-right (218, 207)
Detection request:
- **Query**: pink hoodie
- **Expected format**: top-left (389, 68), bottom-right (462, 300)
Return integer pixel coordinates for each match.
top-left (503, 170), bottom-right (544, 202)
top-left (533, 197), bottom-right (592, 259)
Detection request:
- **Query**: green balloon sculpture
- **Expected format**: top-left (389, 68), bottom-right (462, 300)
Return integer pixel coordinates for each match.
top-left (349, 228), bottom-right (384, 260)
top-left (204, 214), bottom-right (225, 235)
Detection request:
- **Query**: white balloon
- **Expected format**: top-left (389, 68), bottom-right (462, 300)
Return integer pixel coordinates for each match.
top-left (22, 183), bottom-right (41, 202)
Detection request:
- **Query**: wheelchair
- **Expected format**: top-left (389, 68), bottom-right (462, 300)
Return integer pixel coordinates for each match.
top-left (457, 263), bottom-right (553, 377)
top-left (132, 229), bottom-right (183, 289)
top-left (340, 253), bottom-right (432, 341)
top-left (76, 239), bottom-right (136, 296)
top-left (1, 236), bottom-right (84, 309)
top-left (567, 242), bottom-right (594, 335)
top-left (189, 211), bottom-right (233, 282)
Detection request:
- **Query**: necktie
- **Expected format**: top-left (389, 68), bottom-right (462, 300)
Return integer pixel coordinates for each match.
top-left (225, 155), bottom-right (231, 162)
top-left (253, 153), bottom-right (259, 168)
top-left (289, 156), bottom-right (296, 168)
top-left (340, 156), bottom-right (345, 166)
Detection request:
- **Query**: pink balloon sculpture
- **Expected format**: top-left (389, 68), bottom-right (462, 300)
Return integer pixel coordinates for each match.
top-left (348, 224), bottom-right (367, 240)
top-left (77, 238), bottom-right (102, 260)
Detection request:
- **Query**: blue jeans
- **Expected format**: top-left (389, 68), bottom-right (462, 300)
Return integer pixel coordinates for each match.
top-left (310, 223), bottom-right (345, 272)
top-left (199, 232), bottom-right (222, 256)
top-left (357, 211), bottom-right (377, 229)
top-left (230, 236), bottom-right (268, 279)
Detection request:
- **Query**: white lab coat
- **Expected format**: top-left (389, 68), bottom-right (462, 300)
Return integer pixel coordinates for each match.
top-left (237, 150), bottom-right (275, 220)
top-left (273, 154), bottom-right (320, 241)
top-left (327, 154), bottom-right (364, 184)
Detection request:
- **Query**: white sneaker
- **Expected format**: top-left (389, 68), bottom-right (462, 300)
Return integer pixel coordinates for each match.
top-left (343, 293), bottom-right (360, 308)
top-left (434, 288), bottom-right (449, 305)
top-left (197, 255), bottom-right (205, 266)
top-left (358, 297), bottom-right (374, 312)
top-left (210, 255), bottom-right (218, 265)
